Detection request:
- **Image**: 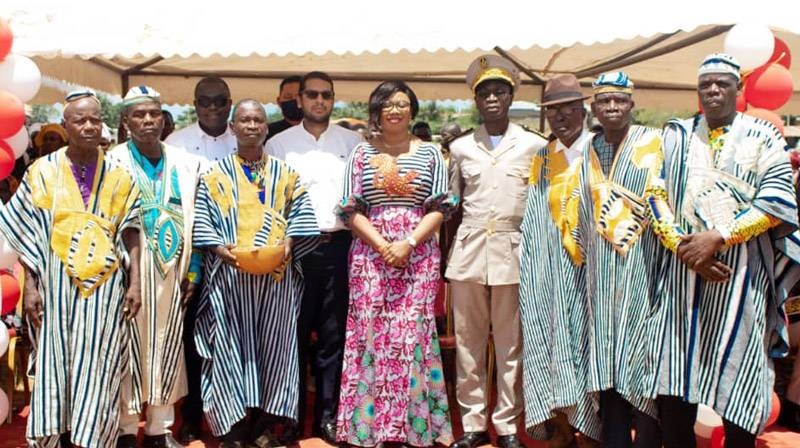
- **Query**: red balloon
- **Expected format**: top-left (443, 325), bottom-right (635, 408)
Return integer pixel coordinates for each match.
top-left (766, 392), bottom-right (781, 427)
top-left (710, 426), bottom-right (725, 448)
top-left (769, 37), bottom-right (792, 69)
top-left (0, 90), bottom-right (24, 139)
top-left (0, 270), bottom-right (20, 315)
top-left (0, 18), bottom-right (11, 62)
top-left (0, 140), bottom-right (14, 180)
top-left (745, 63), bottom-right (794, 110)
top-left (736, 91), bottom-right (747, 112)
top-left (746, 107), bottom-right (785, 135)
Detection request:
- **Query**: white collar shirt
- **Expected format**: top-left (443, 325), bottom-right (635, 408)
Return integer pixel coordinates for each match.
top-left (266, 121), bottom-right (363, 232)
top-left (165, 122), bottom-right (238, 171)
top-left (554, 129), bottom-right (591, 166)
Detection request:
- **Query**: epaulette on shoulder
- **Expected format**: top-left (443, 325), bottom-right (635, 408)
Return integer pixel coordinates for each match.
top-left (452, 128), bottom-right (474, 141)
top-left (520, 125), bottom-right (547, 139)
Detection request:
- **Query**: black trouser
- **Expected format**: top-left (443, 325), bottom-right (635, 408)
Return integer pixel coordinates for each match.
top-left (297, 231), bottom-right (351, 432)
top-left (658, 395), bottom-right (757, 448)
top-left (599, 389), bottom-right (661, 447)
top-left (181, 288), bottom-right (204, 427)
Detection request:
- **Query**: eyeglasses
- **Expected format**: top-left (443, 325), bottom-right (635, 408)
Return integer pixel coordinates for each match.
top-left (381, 101), bottom-right (411, 111)
top-left (302, 90), bottom-right (334, 100)
top-left (196, 95), bottom-right (230, 108)
top-left (544, 104), bottom-right (584, 118)
top-left (476, 88), bottom-right (511, 100)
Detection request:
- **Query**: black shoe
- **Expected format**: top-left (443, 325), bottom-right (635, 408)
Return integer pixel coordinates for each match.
top-left (142, 434), bottom-right (184, 448)
top-left (220, 442), bottom-right (246, 448)
top-left (177, 422), bottom-right (202, 444)
top-left (250, 429), bottom-right (280, 448)
top-left (117, 434), bottom-right (138, 448)
top-left (318, 421), bottom-right (338, 446)
top-left (779, 399), bottom-right (800, 432)
top-left (497, 434), bottom-right (527, 448)
top-left (449, 431), bottom-right (490, 448)
top-left (279, 423), bottom-right (301, 445)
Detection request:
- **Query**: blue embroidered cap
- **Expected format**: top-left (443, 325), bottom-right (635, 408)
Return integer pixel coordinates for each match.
top-left (698, 53), bottom-right (741, 80)
top-left (122, 85), bottom-right (161, 108)
top-left (592, 71), bottom-right (634, 95)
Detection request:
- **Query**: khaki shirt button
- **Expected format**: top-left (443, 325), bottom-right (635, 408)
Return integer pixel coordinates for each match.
top-left (491, 159), bottom-right (497, 166)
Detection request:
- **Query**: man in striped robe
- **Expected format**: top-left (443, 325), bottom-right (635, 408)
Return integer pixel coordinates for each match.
top-left (192, 100), bottom-right (320, 447)
top-left (109, 86), bottom-right (202, 448)
top-left (577, 72), bottom-right (663, 446)
top-left (646, 53), bottom-right (800, 447)
top-left (518, 74), bottom-right (599, 447)
top-left (0, 90), bottom-right (142, 448)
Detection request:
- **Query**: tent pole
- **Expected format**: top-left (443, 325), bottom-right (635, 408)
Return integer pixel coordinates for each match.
top-left (538, 83), bottom-right (546, 133)
top-left (574, 25), bottom-right (733, 78)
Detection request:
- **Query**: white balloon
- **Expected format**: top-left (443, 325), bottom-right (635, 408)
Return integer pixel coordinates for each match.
top-left (0, 234), bottom-right (18, 271)
top-left (0, 326), bottom-right (7, 357)
top-left (694, 404), bottom-right (723, 439)
top-left (3, 125), bottom-right (29, 159)
top-left (0, 388), bottom-right (7, 422)
top-left (724, 24), bottom-right (775, 71)
top-left (0, 54), bottom-right (42, 103)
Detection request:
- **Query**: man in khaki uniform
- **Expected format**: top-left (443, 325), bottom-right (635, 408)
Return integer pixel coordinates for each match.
top-left (446, 55), bottom-right (547, 448)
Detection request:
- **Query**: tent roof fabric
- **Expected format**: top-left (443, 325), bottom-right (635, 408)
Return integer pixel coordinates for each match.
top-left (3, 1), bottom-right (798, 112)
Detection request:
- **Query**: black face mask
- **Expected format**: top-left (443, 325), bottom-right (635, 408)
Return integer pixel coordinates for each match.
top-left (279, 100), bottom-right (303, 121)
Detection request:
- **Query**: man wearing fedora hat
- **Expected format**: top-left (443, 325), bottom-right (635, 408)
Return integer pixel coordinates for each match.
top-left (445, 54), bottom-right (547, 448)
top-left (518, 73), bottom-right (601, 447)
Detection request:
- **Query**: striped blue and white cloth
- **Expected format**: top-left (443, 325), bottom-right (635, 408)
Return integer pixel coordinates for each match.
top-left (650, 113), bottom-right (800, 434)
top-left (519, 138), bottom-right (601, 441)
top-left (579, 126), bottom-right (664, 416)
top-left (0, 149), bottom-right (140, 448)
top-left (192, 154), bottom-right (320, 436)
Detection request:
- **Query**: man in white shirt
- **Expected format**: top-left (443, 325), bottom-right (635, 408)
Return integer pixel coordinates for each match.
top-left (166, 77), bottom-right (236, 171)
top-left (266, 71), bottom-right (362, 445)
top-left (164, 76), bottom-right (237, 444)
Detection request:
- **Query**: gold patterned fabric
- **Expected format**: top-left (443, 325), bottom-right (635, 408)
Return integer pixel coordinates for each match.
top-left (31, 151), bottom-right (137, 297)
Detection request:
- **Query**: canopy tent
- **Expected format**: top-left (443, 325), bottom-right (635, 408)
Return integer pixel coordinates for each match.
top-left (2, 1), bottom-right (799, 112)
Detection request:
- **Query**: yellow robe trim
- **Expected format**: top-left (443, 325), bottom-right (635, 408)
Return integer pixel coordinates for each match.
top-left (544, 143), bottom-right (584, 265)
top-left (35, 152), bottom-right (135, 298)
top-left (232, 156), bottom-right (299, 281)
top-left (588, 133), bottom-right (662, 256)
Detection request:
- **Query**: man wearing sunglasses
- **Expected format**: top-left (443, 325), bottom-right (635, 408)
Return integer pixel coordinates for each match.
top-left (266, 71), bottom-right (362, 445)
top-left (445, 55), bottom-right (547, 448)
top-left (165, 76), bottom-right (238, 444)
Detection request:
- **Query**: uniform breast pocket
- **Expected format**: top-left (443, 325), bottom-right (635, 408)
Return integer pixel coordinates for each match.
top-left (506, 168), bottom-right (530, 198)
top-left (462, 164), bottom-right (481, 181)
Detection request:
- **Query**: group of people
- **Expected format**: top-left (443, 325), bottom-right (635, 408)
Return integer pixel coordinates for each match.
top-left (0, 50), bottom-right (797, 448)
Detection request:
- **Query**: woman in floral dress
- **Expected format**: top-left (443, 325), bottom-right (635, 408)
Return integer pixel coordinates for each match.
top-left (335, 81), bottom-right (456, 447)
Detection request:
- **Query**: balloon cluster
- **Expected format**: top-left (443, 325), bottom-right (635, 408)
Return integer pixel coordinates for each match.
top-left (722, 24), bottom-right (794, 134)
top-left (0, 17), bottom-right (42, 179)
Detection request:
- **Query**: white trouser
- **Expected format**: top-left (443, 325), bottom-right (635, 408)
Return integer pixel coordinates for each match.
top-left (119, 404), bottom-right (175, 436)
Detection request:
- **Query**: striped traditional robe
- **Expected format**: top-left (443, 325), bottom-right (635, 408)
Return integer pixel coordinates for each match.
top-left (0, 148), bottom-right (139, 448)
top-left (578, 125), bottom-right (664, 416)
top-left (646, 113), bottom-right (800, 434)
top-left (192, 154), bottom-right (320, 436)
top-left (519, 134), bottom-right (600, 441)
top-left (108, 143), bottom-right (200, 415)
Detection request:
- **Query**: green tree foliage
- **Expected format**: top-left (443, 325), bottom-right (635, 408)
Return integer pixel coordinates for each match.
top-left (30, 104), bottom-right (59, 123)
top-left (632, 109), bottom-right (695, 128)
top-left (97, 93), bottom-right (124, 128)
top-left (330, 101), bottom-right (479, 135)
top-left (175, 108), bottom-right (198, 130)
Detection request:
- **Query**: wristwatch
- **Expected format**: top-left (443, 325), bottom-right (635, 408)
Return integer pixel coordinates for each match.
top-left (406, 236), bottom-right (418, 248)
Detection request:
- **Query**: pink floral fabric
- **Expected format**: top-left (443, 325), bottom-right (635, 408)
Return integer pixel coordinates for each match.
top-left (336, 205), bottom-right (452, 447)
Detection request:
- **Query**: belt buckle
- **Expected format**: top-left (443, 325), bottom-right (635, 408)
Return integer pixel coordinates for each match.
top-left (486, 219), bottom-right (496, 236)
top-left (319, 233), bottom-right (332, 243)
